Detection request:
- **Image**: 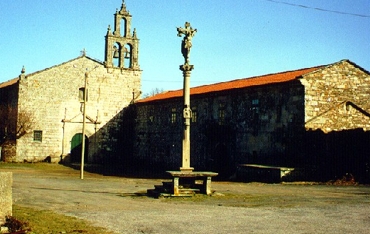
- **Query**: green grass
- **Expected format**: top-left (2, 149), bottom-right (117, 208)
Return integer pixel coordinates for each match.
top-left (9, 205), bottom-right (114, 234)
top-left (0, 162), bottom-right (70, 170)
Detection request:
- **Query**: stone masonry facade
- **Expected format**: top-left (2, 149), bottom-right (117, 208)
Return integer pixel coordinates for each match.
top-left (0, 2), bottom-right (142, 163)
top-left (122, 60), bottom-right (370, 182)
top-left (302, 60), bottom-right (370, 132)
top-left (14, 56), bottom-right (141, 162)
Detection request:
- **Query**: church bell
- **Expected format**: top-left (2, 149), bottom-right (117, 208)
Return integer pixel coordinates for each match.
top-left (113, 46), bottom-right (120, 58)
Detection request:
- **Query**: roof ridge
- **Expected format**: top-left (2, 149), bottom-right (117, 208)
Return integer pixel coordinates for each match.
top-left (138, 64), bottom-right (324, 103)
top-left (194, 65), bottom-right (326, 90)
top-left (24, 55), bottom-right (104, 78)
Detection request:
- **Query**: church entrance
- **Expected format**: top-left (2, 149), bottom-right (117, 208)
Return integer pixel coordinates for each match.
top-left (70, 133), bottom-right (88, 163)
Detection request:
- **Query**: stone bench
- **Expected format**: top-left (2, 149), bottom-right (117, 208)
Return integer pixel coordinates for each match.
top-left (238, 164), bottom-right (295, 182)
top-left (166, 171), bottom-right (218, 196)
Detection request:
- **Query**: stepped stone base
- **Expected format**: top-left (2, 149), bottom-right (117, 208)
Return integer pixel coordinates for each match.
top-left (147, 171), bottom-right (218, 198)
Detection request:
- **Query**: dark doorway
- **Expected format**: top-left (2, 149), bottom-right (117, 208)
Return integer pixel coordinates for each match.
top-left (213, 143), bottom-right (231, 179)
top-left (70, 133), bottom-right (88, 163)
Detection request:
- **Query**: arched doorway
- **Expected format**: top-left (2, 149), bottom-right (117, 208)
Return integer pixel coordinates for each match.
top-left (70, 133), bottom-right (88, 163)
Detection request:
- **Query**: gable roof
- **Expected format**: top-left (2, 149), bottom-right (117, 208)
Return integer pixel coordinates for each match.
top-left (0, 55), bottom-right (103, 89)
top-left (138, 65), bottom-right (324, 103)
top-left (23, 55), bottom-right (104, 78)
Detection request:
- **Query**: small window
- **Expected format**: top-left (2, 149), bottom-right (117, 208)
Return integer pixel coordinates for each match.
top-left (191, 107), bottom-right (197, 123)
top-left (79, 87), bottom-right (88, 102)
top-left (149, 115), bottom-right (154, 123)
top-left (171, 108), bottom-right (177, 124)
top-left (251, 98), bottom-right (259, 113)
top-left (218, 103), bottom-right (225, 125)
top-left (33, 130), bottom-right (42, 142)
top-left (252, 99), bottom-right (259, 105)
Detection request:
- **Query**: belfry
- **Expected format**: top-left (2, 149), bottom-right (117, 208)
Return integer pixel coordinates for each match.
top-left (104, 0), bottom-right (140, 70)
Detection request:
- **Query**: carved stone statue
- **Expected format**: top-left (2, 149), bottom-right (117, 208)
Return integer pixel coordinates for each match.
top-left (177, 22), bottom-right (197, 65)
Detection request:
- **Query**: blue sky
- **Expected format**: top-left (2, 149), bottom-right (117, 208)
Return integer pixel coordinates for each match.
top-left (0, 0), bottom-right (369, 95)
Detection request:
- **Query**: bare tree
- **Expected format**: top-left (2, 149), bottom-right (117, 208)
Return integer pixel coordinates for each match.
top-left (0, 104), bottom-right (34, 144)
top-left (142, 88), bottom-right (164, 99)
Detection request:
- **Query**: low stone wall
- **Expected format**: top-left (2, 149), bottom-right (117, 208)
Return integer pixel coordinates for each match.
top-left (0, 172), bottom-right (12, 225)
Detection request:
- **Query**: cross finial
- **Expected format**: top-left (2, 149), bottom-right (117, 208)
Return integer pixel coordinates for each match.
top-left (177, 22), bottom-right (197, 65)
top-left (81, 48), bottom-right (86, 56)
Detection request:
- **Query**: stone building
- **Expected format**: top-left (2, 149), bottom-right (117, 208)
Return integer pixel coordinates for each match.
top-left (0, 2), bottom-right (142, 163)
top-left (128, 60), bottom-right (370, 182)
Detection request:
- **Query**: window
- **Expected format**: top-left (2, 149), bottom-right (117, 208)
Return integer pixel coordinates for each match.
top-left (191, 107), bottom-right (197, 123)
top-left (149, 115), bottom-right (154, 123)
top-left (33, 130), bottom-right (42, 142)
top-left (171, 108), bottom-right (177, 123)
top-left (251, 99), bottom-right (259, 113)
top-left (79, 87), bottom-right (88, 102)
top-left (252, 99), bottom-right (259, 106)
top-left (218, 103), bottom-right (225, 125)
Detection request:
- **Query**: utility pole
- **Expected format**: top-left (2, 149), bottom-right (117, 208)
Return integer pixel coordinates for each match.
top-left (80, 72), bottom-right (88, 179)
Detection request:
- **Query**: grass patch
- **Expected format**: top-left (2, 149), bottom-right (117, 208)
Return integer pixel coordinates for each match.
top-left (10, 205), bottom-right (114, 234)
top-left (0, 162), bottom-right (70, 171)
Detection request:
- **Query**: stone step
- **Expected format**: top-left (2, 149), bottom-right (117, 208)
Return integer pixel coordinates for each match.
top-left (178, 188), bottom-right (200, 194)
top-left (162, 181), bottom-right (173, 188)
top-left (154, 185), bottom-right (172, 193)
top-left (147, 189), bottom-right (161, 198)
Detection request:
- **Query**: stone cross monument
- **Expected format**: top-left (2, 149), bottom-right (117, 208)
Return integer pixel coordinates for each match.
top-left (177, 22), bottom-right (197, 172)
top-left (147, 23), bottom-right (216, 196)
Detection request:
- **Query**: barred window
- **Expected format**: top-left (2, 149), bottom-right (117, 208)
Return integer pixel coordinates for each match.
top-left (251, 98), bottom-right (260, 113)
top-left (171, 108), bottom-right (177, 124)
top-left (218, 103), bottom-right (225, 125)
top-left (191, 107), bottom-right (197, 123)
top-left (33, 130), bottom-right (42, 142)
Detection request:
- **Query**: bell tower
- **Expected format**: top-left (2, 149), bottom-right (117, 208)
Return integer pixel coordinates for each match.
top-left (105, 1), bottom-right (140, 70)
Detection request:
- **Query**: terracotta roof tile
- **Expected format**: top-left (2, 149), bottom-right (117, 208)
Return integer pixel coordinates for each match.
top-left (0, 77), bottom-right (19, 89)
top-left (138, 65), bottom-right (323, 103)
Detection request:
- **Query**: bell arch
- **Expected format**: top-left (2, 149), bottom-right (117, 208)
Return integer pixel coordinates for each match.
top-left (113, 42), bottom-right (121, 67)
top-left (120, 18), bottom-right (128, 37)
top-left (104, 1), bottom-right (140, 70)
top-left (123, 43), bottom-right (132, 68)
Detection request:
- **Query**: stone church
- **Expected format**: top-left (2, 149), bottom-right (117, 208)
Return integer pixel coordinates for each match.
top-left (0, 2), bottom-right (141, 163)
top-left (124, 60), bottom-right (370, 183)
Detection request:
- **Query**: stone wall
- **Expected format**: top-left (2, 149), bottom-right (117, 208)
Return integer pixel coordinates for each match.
top-left (0, 172), bottom-right (12, 225)
top-left (124, 60), bottom-right (370, 181)
top-left (132, 81), bottom-right (304, 177)
top-left (12, 56), bottom-right (141, 162)
top-left (302, 60), bottom-right (370, 132)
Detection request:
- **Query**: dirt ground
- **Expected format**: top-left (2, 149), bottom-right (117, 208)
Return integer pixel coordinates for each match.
top-left (2, 164), bottom-right (370, 233)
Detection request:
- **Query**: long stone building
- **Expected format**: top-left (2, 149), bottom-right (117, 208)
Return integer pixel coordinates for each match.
top-left (121, 60), bottom-right (370, 182)
top-left (0, 2), bottom-right (141, 163)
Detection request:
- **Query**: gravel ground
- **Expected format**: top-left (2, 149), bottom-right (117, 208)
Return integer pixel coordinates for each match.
top-left (3, 165), bottom-right (370, 233)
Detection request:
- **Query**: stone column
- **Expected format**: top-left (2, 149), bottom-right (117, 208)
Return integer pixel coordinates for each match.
top-left (180, 64), bottom-right (194, 172)
top-left (0, 172), bottom-right (12, 225)
top-left (177, 22), bottom-right (197, 173)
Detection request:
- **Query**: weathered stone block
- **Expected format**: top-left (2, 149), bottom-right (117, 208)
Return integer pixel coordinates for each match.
top-left (0, 172), bottom-right (12, 225)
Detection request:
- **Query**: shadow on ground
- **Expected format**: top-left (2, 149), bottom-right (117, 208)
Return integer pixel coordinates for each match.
top-left (61, 162), bottom-right (171, 180)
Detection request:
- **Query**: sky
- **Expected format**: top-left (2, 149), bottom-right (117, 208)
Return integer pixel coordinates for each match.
top-left (0, 0), bottom-right (369, 95)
